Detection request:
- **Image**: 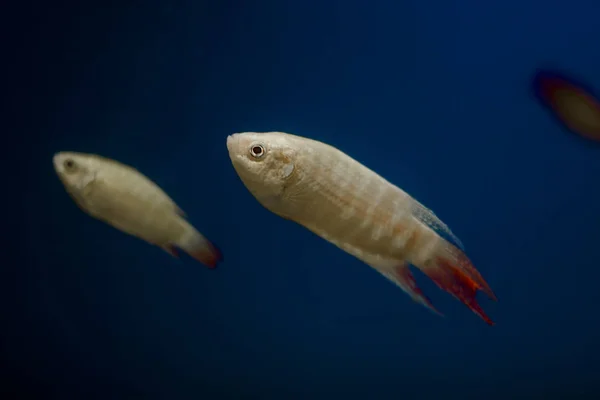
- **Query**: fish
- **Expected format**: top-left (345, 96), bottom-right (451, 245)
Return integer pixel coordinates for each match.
top-left (53, 151), bottom-right (222, 268)
top-left (532, 69), bottom-right (600, 142)
top-left (227, 131), bottom-right (497, 325)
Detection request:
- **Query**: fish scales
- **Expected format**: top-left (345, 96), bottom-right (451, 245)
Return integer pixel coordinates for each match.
top-left (82, 169), bottom-right (186, 245)
top-left (91, 154), bottom-right (182, 212)
top-left (287, 138), bottom-right (418, 263)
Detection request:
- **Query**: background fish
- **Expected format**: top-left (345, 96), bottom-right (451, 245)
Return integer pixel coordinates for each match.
top-left (227, 131), bottom-right (497, 325)
top-left (53, 151), bottom-right (222, 268)
top-left (532, 69), bottom-right (600, 142)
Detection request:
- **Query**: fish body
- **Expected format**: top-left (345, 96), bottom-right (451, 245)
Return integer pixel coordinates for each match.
top-left (227, 132), bottom-right (496, 325)
top-left (53, 151), bottom-right (221, 268)
top-left (532, 69), bottom-right (600, 142)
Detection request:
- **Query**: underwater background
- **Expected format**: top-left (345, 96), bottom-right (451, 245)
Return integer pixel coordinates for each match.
top-left (7, 0), bottom-right (600, 398)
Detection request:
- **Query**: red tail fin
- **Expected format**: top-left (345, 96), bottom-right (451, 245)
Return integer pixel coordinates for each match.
top-left (417, 242), bottom-right (497, 325)
top-left (186, 241), bottom-right (222, 269)
top-left (177, 228), bottom-right (223, 269)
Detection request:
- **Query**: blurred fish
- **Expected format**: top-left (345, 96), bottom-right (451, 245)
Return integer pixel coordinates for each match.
top-left (227, 132), bottom-right (496, 325)
top-left (532, 69), bottom-right (600, 142)
top-left (53, 151), bottom-right (222, 268)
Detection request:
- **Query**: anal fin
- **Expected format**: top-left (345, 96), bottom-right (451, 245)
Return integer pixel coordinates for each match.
top-left (161, 244), bottom-right (179, 258)
top-left (372, 263), bottom-right (442, 317)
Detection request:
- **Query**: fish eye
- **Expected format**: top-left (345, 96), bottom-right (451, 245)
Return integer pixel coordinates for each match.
top-left (249, 144), bottom-right (265, 159)
top-left (63, 159), bottom-right (76, 171)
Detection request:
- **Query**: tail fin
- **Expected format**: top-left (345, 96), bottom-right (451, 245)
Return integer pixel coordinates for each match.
top-left (176, 226), bottom-right (222, 269)
top-left (414, 240), bottom-right (497, 325)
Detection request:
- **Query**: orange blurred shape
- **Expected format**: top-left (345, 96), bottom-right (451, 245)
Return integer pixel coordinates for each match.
top-left (532, 69), bottom-right (600, 142)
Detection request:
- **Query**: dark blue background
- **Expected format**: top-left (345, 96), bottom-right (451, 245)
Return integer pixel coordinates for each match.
top-left (7, 0), bottom-right (600, 398)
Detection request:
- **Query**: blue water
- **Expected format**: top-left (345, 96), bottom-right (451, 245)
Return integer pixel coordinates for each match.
top-left (8, 0), bottom-right (600, 398)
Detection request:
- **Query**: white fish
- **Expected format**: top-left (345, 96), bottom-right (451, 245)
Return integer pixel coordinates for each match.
top-left (227, 131), bottom-right (496, 325)
top-left (53, 151), bottom-right (222, 268)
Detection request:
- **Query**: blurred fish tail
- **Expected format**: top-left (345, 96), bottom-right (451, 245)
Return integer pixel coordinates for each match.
top-left (531, 68), bottom-right (600, 141)
top-left (176, 224), bottom-right (222, 269)
top-left (413, 239), bottom-right (496, 325)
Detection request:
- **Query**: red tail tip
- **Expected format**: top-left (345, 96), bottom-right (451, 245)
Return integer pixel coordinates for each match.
top-left (424, 255), bottom-right (496, 326)
top-left (190, 243), bottom-right (223, 269)
top-left (206, 244), bottom-right (223, 269)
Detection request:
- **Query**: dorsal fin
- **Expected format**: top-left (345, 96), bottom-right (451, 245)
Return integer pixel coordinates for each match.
top-left (409, 199), bottom-right (465, 250)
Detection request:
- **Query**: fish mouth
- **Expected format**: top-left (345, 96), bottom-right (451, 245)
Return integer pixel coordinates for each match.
top-left (226, 134), bottom-right (243, 158)
top-left (226, 133), bottom-right (239, 145)
top-left (53, 152), bottom-right (65, 172)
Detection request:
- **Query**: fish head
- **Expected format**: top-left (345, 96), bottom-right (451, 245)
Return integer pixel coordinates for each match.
top-left (226, 132), bottom-right (298, 199)
top-left (53, 151), bottom-right (97, 193)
